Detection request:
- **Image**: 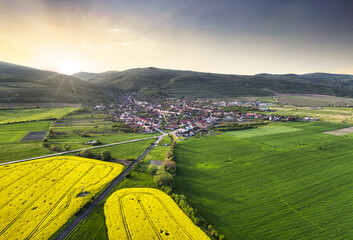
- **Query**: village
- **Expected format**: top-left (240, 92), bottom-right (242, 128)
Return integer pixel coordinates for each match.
top-left (91, 94), bottom-right (316, 138)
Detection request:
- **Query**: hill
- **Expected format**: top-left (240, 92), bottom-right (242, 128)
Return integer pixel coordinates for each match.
top-left (0, 61), bottom-right (110, 103)
top-left (3, 61), bottom-right (353, 101)
top-left (74, 67), bottom-right (353, 98)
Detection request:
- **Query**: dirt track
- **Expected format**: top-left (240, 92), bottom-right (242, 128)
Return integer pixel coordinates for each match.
top-left (323, 127), bottom-right (353, 135)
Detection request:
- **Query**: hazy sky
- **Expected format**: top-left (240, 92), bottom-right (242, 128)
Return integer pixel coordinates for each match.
top-left (0, 0), bottom-right (352, 75)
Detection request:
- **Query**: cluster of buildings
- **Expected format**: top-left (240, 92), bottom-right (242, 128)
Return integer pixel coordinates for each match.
top-left (94, 95), bottom-right (299, 137)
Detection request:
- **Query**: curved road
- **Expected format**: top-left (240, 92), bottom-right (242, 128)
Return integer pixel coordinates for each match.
top-left (53, 131), bottom-right (166, 240)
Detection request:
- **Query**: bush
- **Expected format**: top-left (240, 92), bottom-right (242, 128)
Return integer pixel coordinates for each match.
top-left (148, 164), bottom-right (158, 176)
top-left (50, 145), bottom-right (57, 151)
top-left (162, 160), bottom-right (176, 174)
top-left (79, 149), bottom-right (96, 159)
top-left (153, 170), bottom-right (173, 187)
top-left (100, 150), bottom-right (112, 161)
top-left (62, 143), bottom-right (71, 151)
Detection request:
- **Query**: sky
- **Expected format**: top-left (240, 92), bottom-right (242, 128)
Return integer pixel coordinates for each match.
top-left (0, 0), bottom-right (352, 75)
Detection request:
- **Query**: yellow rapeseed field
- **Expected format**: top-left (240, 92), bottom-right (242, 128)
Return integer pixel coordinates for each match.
top-left (105, 188), bottom-right (210, 240)
top-left (0, 156), bottom-right (123, 240)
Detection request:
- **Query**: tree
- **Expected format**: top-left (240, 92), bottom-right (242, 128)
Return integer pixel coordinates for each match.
top-left (79, 149), bottom-right (96, 158)
top-left (148, 165), bottom-right (158, 176)
top-left (100, 150), bottom-right (111, 161)
top-left (62, 143), bottom-right (71, 151)
top-left (162, 159), bottom-right (176, 174)
top-left (153, 170), bottom-right (173, 187)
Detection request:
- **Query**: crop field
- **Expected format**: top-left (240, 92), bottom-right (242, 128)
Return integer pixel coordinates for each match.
top-left (47, 110), bottom-right (160, 151)
top-left (67, 171), bottom-right (158, 240)
top-left (0, 156), bottom-right (123, 240)
top-left (269, 106), bottom-right (353, 123)
top-left (175, 121), bottom-right (353, 239)
top-left (48, 133), bottom-right (158, 151)
top-left (105, 188), bottom-right (210, 240)
top-left (143, 135), bottom-right (173, 162)
top-left (0, 121), bottom-right (52, 163)
top-left (274, 94), bottom-right (353, 107)
top-left (90, 139), bottom-right (155, 160)
top-left (0, 107), bottom-right (78, 124)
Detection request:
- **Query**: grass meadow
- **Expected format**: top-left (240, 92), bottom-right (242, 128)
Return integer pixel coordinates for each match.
top-left (269, 106), bottom-right (353, 124)
top-left (90, 139), bottom-right (155, 160)
top-left (0, 107), bottom-right (78, 124)
top-left (175, 121), bottom-right (353, 240)
top-left (0, 121), bottom-right (52, 163)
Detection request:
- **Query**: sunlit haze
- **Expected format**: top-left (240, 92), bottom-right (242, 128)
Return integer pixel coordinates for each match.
top-left (0, 0), bottom-right (353, 75)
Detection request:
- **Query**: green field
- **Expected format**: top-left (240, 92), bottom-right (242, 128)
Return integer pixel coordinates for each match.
top-left (275, 94), bottom-right (353, 107)
top-left (90, 139), bottom-right (155, 160)
top-left (0, 121), bottom-right (51, 163)
top-left (0, 107), bottom-right (78, 124)
top-left (175, 122), bottom-right (353, 239)
top-left (269, 106), bottom-right (353, 124)
top-left (142, 135), bottom-right (173, 162)
top-left (48, 133), bottom-right (158, 151)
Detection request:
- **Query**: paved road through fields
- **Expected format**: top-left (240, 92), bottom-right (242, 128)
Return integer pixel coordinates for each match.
top-left (53, 130), bottom-right (167, 240)
top-left (0, 136), bottom-right (157, 166)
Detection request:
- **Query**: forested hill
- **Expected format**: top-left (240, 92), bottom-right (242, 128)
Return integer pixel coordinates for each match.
top-left (0, 61), bottom-right (109, 103)
top-left (2, 60), bottom-right (353, 102)
top-left (74, 67), bottom-right (353, 98)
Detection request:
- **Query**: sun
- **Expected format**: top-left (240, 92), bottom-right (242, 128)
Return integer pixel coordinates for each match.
top-left (57, 60), bottom-right (82, 75)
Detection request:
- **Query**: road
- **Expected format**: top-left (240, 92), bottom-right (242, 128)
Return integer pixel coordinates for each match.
top-left (273, 95), bottom-right (278, 103)
top-left (53, 131), bottom-right (167, 240)
top-left (0, 136), bottom-right (157, 166)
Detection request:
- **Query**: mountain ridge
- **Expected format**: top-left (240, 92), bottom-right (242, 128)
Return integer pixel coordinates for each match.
top-left (2, 60), bottom-right (353, 102)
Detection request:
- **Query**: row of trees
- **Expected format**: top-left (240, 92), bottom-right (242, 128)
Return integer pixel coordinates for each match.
top-left (146, 138), bottom-right (225, 239)
top-left (77, 149), bottom-right (112, 161)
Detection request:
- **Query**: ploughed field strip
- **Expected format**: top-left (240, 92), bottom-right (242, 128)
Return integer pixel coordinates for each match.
top-left (104, 188), bottom-right (210, 240)
top-left (0, 156), bottom-right (123, 240)
top-left (20, 131), bottom-right (47, 141)
top-left (323, 126), bottom-right (353, 135)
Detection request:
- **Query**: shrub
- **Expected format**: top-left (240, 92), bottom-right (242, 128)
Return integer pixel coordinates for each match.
top-left (163, 160), bottom-right (176, 171)
top-left (79, 149), bottom-right (96, 159)
top-left (62, 143), bottom-right (71, 151)
top-left (100, 150), bottom-right (112, 161)
top-left (50, 145), bottom-right (57, 152)
top-left (153, 170), bottom-right (173, 187)
top-left (148, 164), bottom-right (158, 176)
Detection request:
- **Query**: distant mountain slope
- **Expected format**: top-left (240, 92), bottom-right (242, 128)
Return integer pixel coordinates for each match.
top-left (0, 61), bottom-right (109, 103)
top-left (72, 72), bottom-right (98, 82)
top-left (74, 67), bottom-right (353, 98)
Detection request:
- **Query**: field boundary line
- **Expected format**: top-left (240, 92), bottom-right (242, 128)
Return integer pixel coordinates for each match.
top-left (0, 136), bottom-right (158, 166)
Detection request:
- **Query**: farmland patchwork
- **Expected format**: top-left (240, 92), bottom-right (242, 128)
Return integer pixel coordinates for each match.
top-left (0, 156), bottom-right (123, 240)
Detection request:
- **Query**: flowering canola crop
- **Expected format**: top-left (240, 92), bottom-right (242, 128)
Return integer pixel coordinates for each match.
top-left (0, 156), bottom-right (123, 240)
top-left (105, 188), bottom-right (210, 240)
